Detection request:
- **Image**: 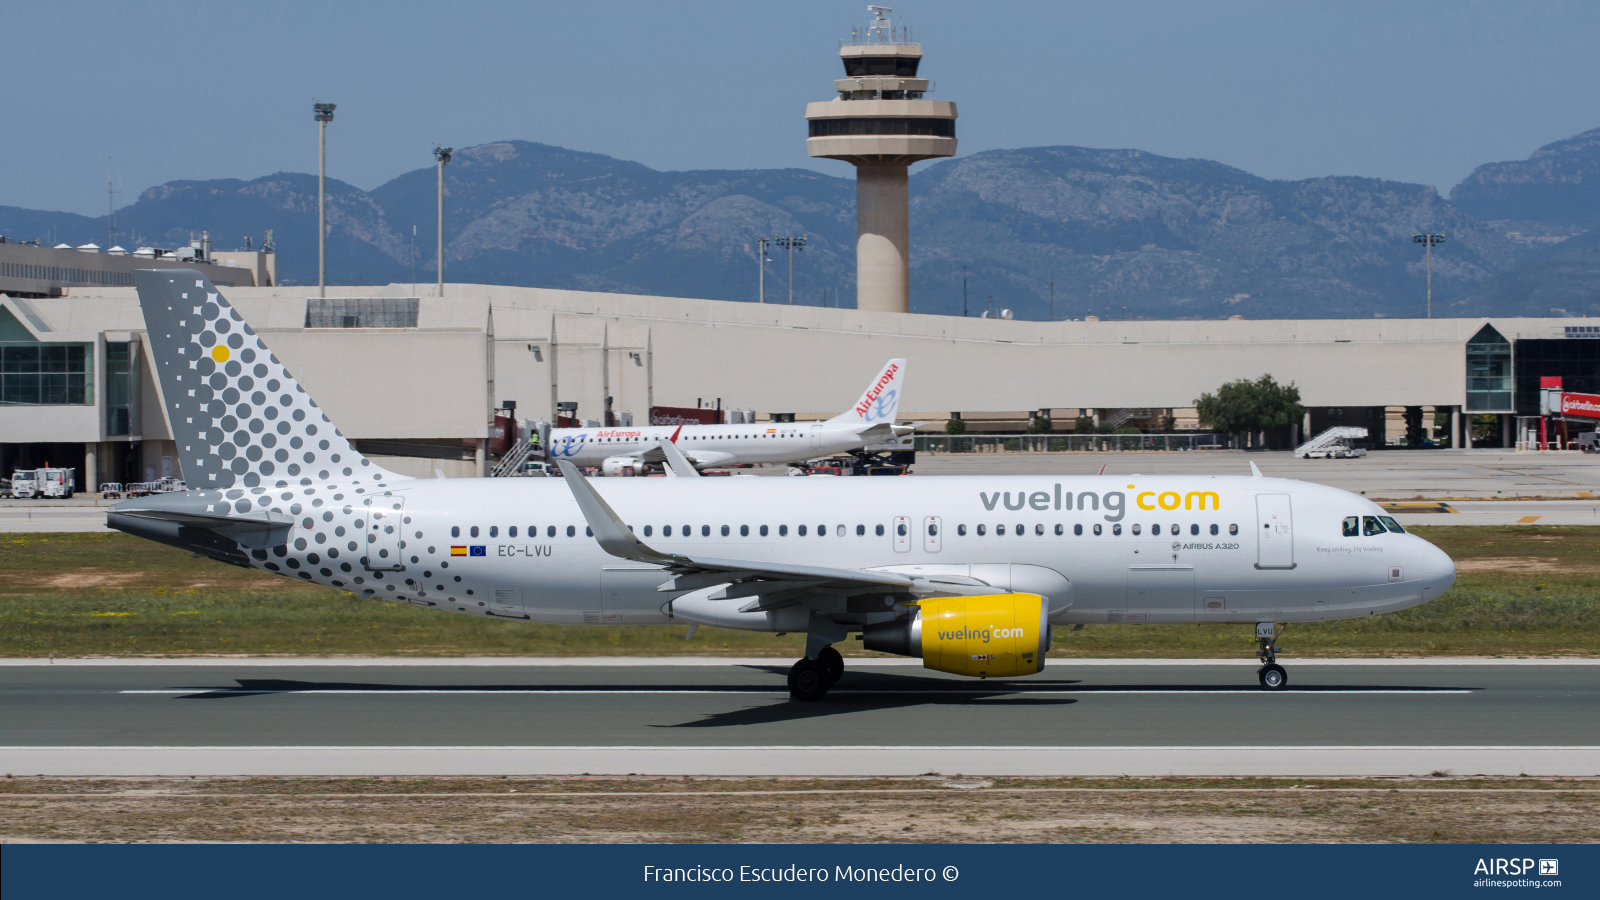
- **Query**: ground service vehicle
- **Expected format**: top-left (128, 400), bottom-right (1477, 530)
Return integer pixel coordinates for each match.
top-left (108, 271), bottom-right (1456, 699)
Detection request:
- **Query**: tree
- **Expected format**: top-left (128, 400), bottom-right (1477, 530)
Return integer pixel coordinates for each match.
top-left (1194, 375), bottom-right (1304, 448)
top-left (944, 417), bottom-right (967, 435)
top-left (1027, 412), bottom-right (1052, 434)
top-left (1073, 414), bottom-right (1095, 433)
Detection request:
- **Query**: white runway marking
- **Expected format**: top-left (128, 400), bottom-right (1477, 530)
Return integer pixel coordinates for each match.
top-left (2, 745), bottom-right (1593, 777)
top-left (118, 688), bottom-right (1476, 696)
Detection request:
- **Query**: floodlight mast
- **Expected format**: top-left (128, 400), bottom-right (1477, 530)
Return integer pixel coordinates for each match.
top-left (434, 146), bottom-right (453, 298)
top-left (1412, 231), bottom-right (1446, 318)
top-left (313, 102), bottom-right (335, 298)
top-left (776, 236), bottom-right (806, 304)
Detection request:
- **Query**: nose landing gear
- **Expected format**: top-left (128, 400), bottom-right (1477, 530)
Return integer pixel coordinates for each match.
top-left (1255, 622), bottom-right (1289, 689)
top-left (788, 645), bottom-right (845, 701)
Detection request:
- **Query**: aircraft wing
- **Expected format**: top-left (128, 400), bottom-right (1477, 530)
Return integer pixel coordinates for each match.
top-left (555, 460), bottom-right (912, 591)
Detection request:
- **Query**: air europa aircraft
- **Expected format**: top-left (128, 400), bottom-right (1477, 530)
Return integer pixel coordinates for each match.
top-left (109, 270), bottom-right (1456, 700)
top-left (545, 358), bottom-right (910, 475)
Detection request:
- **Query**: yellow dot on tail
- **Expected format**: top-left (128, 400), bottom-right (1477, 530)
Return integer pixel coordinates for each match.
top-left (211, 345), bottom-right (229, 363)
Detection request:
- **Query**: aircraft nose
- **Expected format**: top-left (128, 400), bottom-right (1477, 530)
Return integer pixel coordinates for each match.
top-left (1417, 538), bottom-right (1456, 587)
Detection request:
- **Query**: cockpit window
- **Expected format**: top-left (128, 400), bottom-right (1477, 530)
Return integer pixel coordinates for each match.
top-left (1379, 516), bottom-right (1405, 534)
top-left (1343, 516), bottom-right (1359, 537)
top-left (1363, 515), bottom-right (1386, 536)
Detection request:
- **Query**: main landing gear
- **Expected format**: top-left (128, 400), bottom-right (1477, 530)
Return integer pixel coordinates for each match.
top-left (1255, 622), bottom-right (1288, 689)
top-left (788, 645), bottom-right (844, 701)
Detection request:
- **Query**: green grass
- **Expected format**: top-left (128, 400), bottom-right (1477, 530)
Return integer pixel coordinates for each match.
top-left (3, 528), bottom-right (1598, 658)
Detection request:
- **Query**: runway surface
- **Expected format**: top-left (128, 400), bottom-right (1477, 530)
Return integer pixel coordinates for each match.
top-left (2, 661), bottom-right (1595, 776)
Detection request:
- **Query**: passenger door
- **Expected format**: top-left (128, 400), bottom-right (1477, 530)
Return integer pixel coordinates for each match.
top-left (1126, 566), bottom-right (1196, 623)
top-left (362, 495), bottom-right (406, 571)
top-left (892, 516), bottom-right (911, 552)
top-left (1256, 493), bottom-right (1295, 569)
top-left (922, 516), bottom-right (942, 552)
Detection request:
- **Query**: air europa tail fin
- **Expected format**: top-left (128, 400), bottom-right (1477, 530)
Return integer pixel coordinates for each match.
top-left (829, 358), bottom-right (906, 426)
top-left (134, 269), bottom-right (400, 489)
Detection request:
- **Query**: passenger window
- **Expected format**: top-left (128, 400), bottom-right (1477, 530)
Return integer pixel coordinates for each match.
top-left (1210, 524), bottom-right (1218, 536)
top-left (779, 525), bottom-right (788, 536)
top-left (489, 526), bottom-right (498, 538)
top-left (586, 527), bottom-right (593, 537)
top-left (1093, 524), bottom-right (1102, 536)
top-left (664, 525), bottom-right (674, 537)
top-left (997, 524), bottom-right (1006, 536)
top-left (1132, 524), bottom-right (1142, 535)
top-left (1055, 524), bottom-right (1064, 536)
top-left (1016, 525), bottom-right (1024, 537)
top-left (896, 523), bottom-right (906, 536)
top-left (1074, 524), bottom-right (1083, 536)
top-left (1035, 524), bottom-right (1044, 536)
top-left (798, 525), bottom-right (807, 536)
top-left (547, 526), bottom-right (556, 538)
top-left (1171, 524), bottom-right (1179, 535)
top-left (977, 524), bottom-right (987, 536)
top-left (682, 524), bottom-right (690, 536)
top-left (1363, 516), bottom-right (1385, 536)
top-left (836, 524), bottom-right (845, 537)
top-left (721, 525), bottom-right (730, 537)
top-left (470, 526), bottom-right (479, 538)
top-left (741, 525), bottom-right (750, 536)
top-left (509, 526), bottom-right (517, 538)
top-left (958, 524), bottom-right (967, 536)
top-left (1112, 524), bottom-right (1122, 536)
top-left (876, 524), bottom-right (885, 536)
top-left (1229, 524), bottom-right (1238, 535)
top-left (819, 524), bottom-right (826, 537)
top-left (702, 525), bottom-right (711, 537)
top-left (1343, 516), bottom-right (1360, 537)
top-left (644, 525), bottom-right (653, 537)
top-left (566, 526), bottom-right (576, 537)
top-left (1190, 524), bottom-right (1199, 536)
top-left (451, 526), bottom-right (460, 538)
top-left (856, 524), bottom-right (865, 536)
top-left (1379, 516), bottom-right (1405, 534)
top-left (929, 523), bottom-right (938, 536)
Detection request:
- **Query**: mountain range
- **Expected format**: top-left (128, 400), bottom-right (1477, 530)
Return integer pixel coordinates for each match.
top-left (3, 127), bottom-right (1596, 320)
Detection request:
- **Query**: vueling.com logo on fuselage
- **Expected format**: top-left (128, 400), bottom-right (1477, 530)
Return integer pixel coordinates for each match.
top-left (936, 625), bottom-right (1027, 643)
top-left (977, 484), bottom-right (1220, 522)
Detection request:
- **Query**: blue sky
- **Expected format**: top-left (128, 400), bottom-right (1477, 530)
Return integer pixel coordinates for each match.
top-left (6, 0), bottom-right (1599, 216)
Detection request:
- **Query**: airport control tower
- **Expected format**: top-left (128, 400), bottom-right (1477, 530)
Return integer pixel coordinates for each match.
top-left (806, 7), bottom-right (957, 314)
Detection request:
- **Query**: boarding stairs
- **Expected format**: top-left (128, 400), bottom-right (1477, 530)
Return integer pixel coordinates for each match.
top-left (1105, 408), bottom-right (1153, 429)
top-left (1294, 426), bottom-right (1368, 458)
top-left (490, 439), bottom-right (539, 477)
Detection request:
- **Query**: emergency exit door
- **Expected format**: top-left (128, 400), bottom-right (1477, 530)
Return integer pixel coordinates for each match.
top-left (1256, 493), bottom-right (1294, 569)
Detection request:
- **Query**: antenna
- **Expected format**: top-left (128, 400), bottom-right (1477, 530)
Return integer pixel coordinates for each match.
top-left (106, 157), bottom-right (120, 249)
top-left (867, 5), bottom-right (892, 41)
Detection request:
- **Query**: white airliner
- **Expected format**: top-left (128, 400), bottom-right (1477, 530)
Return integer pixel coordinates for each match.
top-left (546, 359), bottom-right (910, 474)
top-left (110, 271), bottom-right (1455, 699)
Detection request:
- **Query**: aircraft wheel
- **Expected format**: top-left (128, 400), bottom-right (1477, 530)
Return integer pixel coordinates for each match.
top-left (1258, 664), bottom-right (1288, 690)
top-left (817, 646), bottom-right (845, 686)
top-left (788, 658), bottom-right (830, 701)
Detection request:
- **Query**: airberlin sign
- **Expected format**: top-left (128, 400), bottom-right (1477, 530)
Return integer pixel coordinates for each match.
top-left (1560, 392), bottom-right (1600, 419)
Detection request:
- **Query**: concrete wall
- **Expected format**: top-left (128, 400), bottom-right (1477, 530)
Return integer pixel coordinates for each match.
top-left (2, 281), bottom-right (1580, 471)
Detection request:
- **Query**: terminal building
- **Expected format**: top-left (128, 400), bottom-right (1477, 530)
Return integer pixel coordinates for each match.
top-left (2, 279), bottom-right (1590, 489)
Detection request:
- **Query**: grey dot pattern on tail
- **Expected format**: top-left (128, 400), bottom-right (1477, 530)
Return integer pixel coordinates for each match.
top-left (151, 275), bottom-right (384, 491)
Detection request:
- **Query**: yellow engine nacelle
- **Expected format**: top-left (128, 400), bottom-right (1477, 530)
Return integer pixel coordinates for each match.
top-left (863, 593), bottom-right (1049, 677)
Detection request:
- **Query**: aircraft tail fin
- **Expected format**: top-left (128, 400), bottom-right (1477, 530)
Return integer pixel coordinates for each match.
top-left (133, 269), bottom-right (401, 489)
top-left (828, 358), bottom-right (905, 427)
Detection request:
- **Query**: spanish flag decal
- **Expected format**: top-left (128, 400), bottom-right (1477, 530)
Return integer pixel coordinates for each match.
top-left (450, 546), bottom-right (467, 556)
